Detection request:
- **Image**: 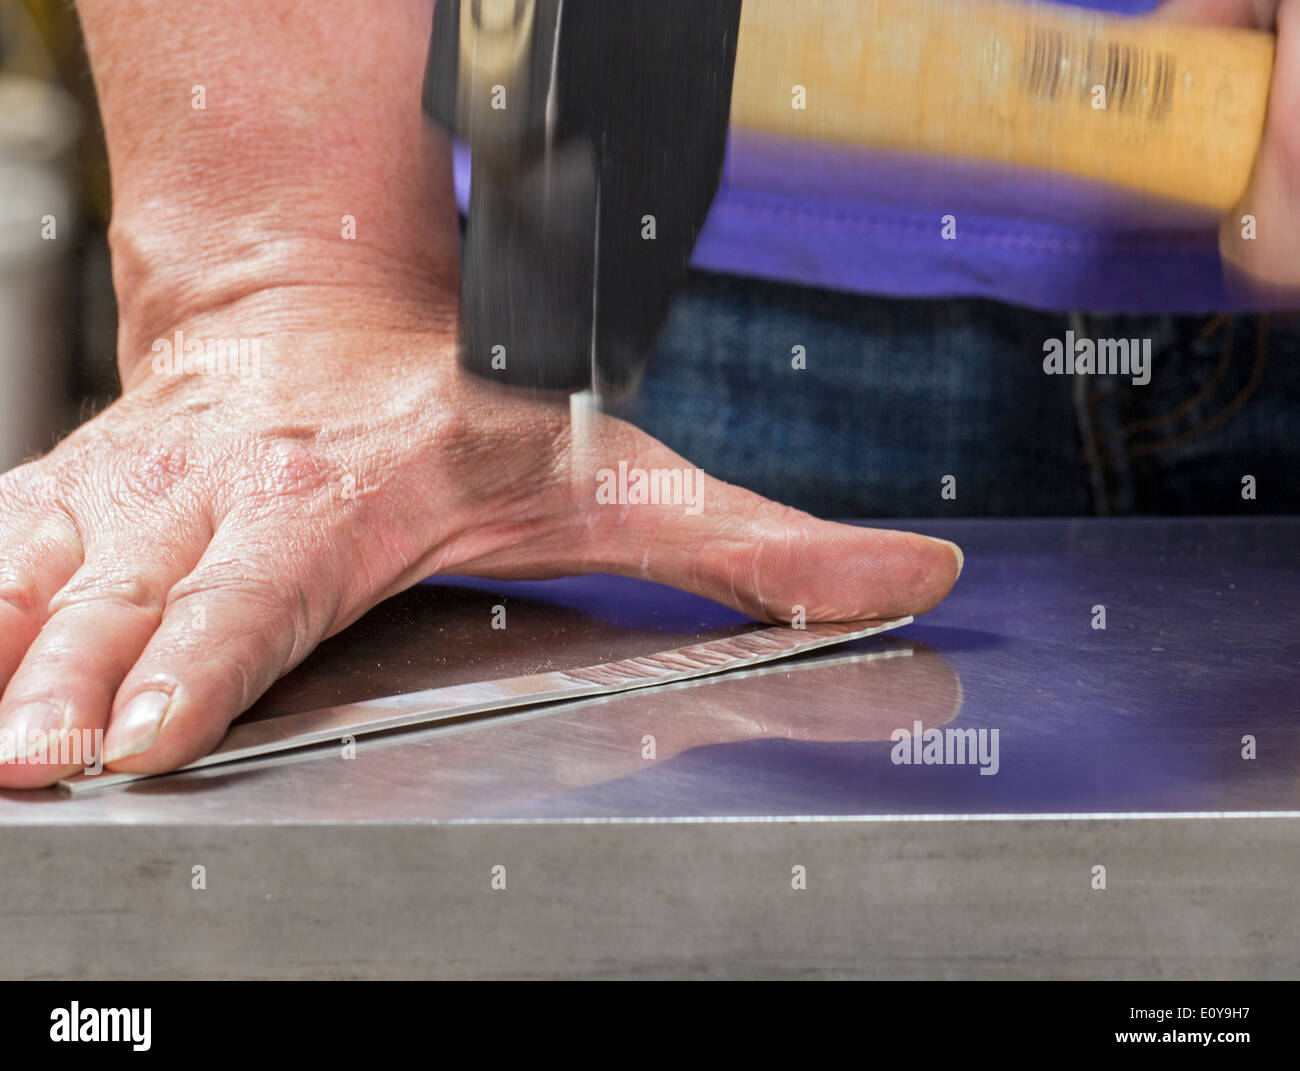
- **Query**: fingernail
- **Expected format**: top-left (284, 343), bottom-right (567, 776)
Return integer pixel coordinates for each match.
top-left (926, 536), bottom-right (964, 578)
top-left (1, 701), bottom-right (65, 762)
top-left (104, 690), bottom-right (172, 764)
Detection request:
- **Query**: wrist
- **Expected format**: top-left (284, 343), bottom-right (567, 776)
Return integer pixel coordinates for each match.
top-left (109, 135), bottom-right (462, 385)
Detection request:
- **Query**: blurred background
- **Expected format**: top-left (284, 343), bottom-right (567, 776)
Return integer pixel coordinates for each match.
top-left (1, 0), bottom-right (1295, 516)
top-left (0, 0), bottom-right (115, 474)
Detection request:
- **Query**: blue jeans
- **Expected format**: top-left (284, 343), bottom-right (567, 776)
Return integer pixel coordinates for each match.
top-left (617, 271), bottom-right (1300, 517)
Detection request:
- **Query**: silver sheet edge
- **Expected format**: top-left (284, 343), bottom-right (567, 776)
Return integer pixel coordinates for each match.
top-left (58, 616), bottom-right (910, 795)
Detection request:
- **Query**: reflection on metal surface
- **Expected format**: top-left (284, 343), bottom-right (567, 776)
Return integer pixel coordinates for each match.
top-left (56, 633), bottom-right (961, 820)
top-left (4, 518), bottom-right (1294, 824)
top-left (59, 615), bottom-right (911, 795)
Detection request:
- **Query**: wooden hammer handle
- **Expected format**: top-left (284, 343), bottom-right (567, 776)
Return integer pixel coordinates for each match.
top-left (731, 0), bottom-right (1275, 211)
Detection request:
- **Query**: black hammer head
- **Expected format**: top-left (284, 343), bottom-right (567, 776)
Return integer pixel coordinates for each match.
top-left (423, 0), bottom-right (742, 397)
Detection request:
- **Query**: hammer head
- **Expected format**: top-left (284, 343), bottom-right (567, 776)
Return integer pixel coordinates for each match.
top-left (424, 0), bottom-right (742, 398)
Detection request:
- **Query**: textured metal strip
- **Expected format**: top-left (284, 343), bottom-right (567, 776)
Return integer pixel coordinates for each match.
top-left (58, 616), bottom-right (910, 795)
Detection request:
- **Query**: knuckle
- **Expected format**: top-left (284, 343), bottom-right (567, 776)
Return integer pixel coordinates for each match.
top-left (50, 571), bottom-right (162, 615)
top-left (0, 571), bottom-right (43, 617)
top-left (0, 458), bottom-right (60, 514)
top-left (233, 439), bottom-right (338, 509)
top-left (265, 444), bottom-right (332, 496)
top-left (120, 441), bottom-right (195, 501)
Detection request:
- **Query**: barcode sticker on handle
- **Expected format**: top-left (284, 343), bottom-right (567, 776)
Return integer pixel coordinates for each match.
top-left (1020, 26), bottom-right (1176, 119)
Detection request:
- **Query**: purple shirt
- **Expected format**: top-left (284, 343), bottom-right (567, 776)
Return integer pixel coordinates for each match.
top-left (453, 0), bottom-right (1275, 313)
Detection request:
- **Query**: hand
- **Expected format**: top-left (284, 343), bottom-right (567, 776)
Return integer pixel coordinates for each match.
top-left (1159, 0), bottom-right (1300, 287)
top-left (0, 0), bottom-right (960, 788)
top-left (0, 282), bottom-right (962, 788)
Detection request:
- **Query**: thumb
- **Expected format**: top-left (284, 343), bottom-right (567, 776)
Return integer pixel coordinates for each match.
top-left (1157, 0), bottom-right (1300, 288)
top-left (572, 414), bottom-right (963, 624)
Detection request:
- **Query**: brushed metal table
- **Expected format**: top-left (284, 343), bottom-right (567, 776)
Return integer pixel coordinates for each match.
top-left (1, 518), bottom-right (1296, 978)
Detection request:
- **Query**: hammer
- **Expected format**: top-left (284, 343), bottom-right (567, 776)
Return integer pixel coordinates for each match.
top-left (423, 0), bottom-right (1274, 398)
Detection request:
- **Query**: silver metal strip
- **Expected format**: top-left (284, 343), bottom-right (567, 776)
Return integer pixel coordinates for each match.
top-left (58, 616), bottom-right (910, 795)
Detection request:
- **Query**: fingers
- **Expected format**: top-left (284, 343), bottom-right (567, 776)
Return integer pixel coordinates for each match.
top-left (0, 512), bottom-right (83, 685)
top-left (1222, 0), bottom-right (1300, 287)
top-left (0, 466), bottom-right (83, 784)
top-left (99, 519), bottom-right (343, 775)
top-left (1157, 0), bottom-right (1300, 287)
top-left (1155, 0), bottom-right (1281, 27)
top-left (440, 404), bottom-right (963, 624)
top-left (571, 418), bottom-right (962, 625)
top-left (618, 486), bottom-right (962, 625)
top-left (0, 442), bottom-right (366, 783)
top-left (0, 522), bottom-right (202, 788)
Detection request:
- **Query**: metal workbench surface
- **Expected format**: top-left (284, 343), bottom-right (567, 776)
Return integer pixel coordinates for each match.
top-left (2, 517), bottom-right (1297, 978)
